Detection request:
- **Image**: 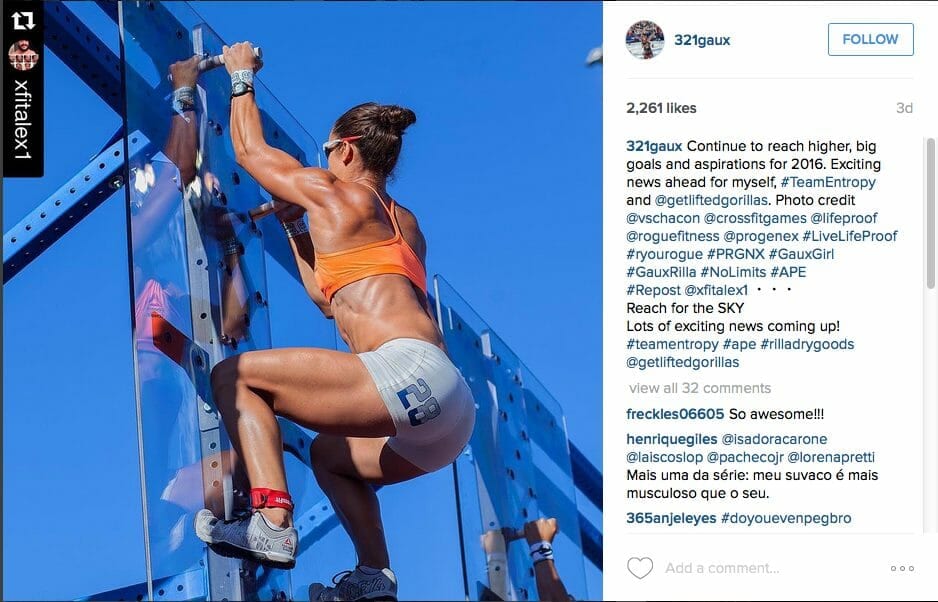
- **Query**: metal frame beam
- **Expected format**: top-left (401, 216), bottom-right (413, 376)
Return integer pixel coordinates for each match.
top-left (578, 513), bottom-right (603, 570)
top-left (533, 464), bottom-right (603, 571)
top-left (4, 1), bottom-right (169, 283)
top-left (3, 132), bottom-right (151, 282)
top-left (44, 1), bottom-right (123, 113)
top-left (571, 443), bottom-right (602, 511)
top-left (75, 568), bottom-right (205, 602)
top-left (24, 1), bottom-right (305, 285)
top-left (44, 2), bottom-right (165, 131)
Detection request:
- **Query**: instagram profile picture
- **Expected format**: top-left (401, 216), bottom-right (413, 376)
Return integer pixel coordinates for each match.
top-left (627, 21), bottom-right (664, 60)
top-left (8, 40), bottom-right (39, 71)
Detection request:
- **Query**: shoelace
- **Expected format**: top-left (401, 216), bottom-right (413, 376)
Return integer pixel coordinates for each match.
top-left (310, 570), bottom-right (355, 601)
top-left (331, 569), bottom-right (355, 586)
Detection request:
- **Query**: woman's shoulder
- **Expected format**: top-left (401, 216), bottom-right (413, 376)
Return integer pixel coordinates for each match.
top-left (393, 202), bottom-right (422, 233)
top-left (393, 204), bottom-right (427, 260)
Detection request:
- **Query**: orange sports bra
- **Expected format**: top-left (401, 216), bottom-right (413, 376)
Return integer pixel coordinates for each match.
top-left (313, 185), bottom-right (427, 303)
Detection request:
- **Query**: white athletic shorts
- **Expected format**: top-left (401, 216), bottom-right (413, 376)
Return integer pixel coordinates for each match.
top-left (358, 338), bottom-right (476, 472)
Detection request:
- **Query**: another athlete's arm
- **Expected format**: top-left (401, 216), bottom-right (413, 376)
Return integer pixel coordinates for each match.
top-left (132, 57), bottom-right (201, 254)
top-left (164, 56), bottom-right (201, 187)
top-left (524, 518), bottom-right (573, 602)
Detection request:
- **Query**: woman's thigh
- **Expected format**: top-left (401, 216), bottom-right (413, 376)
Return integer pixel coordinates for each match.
top-left (312, 434), bottom-right (427, 485)
top-left (221, 347), bottom-right (394, 438)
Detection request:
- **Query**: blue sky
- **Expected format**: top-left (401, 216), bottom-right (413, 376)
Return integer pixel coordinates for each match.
top-left (3, 2), bottom-right (601, 600)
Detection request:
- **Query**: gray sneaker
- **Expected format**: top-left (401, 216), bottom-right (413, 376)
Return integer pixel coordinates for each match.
top-left (194, 509), bottom-right (297, 568)
top-left (308, 566), bottom-right (398, 601)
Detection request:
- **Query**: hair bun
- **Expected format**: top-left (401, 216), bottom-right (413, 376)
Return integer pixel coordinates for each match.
top-left (378, 105), bottom-right (417, 135)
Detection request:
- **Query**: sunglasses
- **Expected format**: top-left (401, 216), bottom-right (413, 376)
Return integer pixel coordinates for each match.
top-left (322, 135), bottom-right (364, 158)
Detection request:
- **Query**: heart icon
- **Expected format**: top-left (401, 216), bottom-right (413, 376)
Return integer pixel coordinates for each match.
top-left (627, 556), bottom-right (654, 579)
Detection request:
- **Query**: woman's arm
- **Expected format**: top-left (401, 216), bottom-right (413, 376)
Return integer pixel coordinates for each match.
top-left (210, 207), bottom-right (250, 343)
top-left (286, 230), bottom-right (334, 319)
top-left (220, 250), bottom-right (250, 343)
top-left (222, 42), bottom-right (338, 210)
top-left (276, 200), bottom-right (333, 318)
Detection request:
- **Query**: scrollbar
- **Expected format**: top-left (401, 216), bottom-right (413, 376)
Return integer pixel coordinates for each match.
top-left (928, 138), bottom-right (935, 289)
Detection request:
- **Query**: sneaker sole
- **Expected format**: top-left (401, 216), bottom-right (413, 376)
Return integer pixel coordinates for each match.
top-left (308, 583), bottom-right (396, 601)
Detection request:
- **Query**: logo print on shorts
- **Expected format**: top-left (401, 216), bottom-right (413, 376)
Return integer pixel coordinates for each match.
top-left (396, 378), bottom-right (442, 427)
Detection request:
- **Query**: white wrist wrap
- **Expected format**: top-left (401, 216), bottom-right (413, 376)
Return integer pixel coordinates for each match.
top-left (529, 541), bottom-right (554, 565)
